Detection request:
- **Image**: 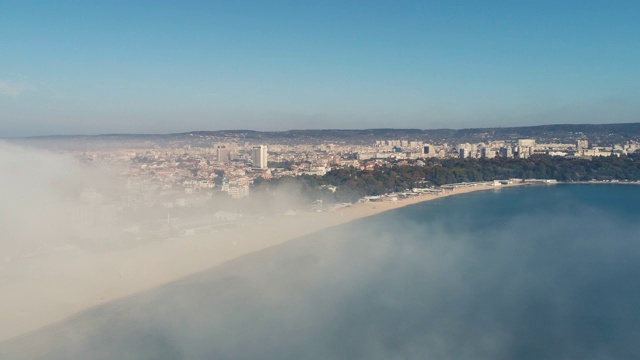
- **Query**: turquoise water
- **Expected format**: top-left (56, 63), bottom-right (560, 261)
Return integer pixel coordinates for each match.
top-left (2, 185), bottom-right (640, 359)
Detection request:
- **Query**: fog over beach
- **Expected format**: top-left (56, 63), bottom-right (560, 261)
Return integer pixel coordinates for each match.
top-left (0, 143), bottom-right (514, 342)
top-left (2, 167), bottom-right (640, 359)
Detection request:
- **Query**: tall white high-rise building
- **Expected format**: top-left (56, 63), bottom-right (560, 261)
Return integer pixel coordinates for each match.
top-left (215, 145), bottom-right (228, 162)
top-left (252, 145), bottom-right (268, 169)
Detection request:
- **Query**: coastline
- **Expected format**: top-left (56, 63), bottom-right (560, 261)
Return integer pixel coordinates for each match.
top-left (561, 180), bottom-right (640, 185)
top-left (0, 182), bottom-right (524, 342)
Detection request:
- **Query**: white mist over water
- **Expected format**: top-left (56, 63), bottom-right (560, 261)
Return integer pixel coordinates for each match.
top-left (1, 180), bottom-right (639, 359)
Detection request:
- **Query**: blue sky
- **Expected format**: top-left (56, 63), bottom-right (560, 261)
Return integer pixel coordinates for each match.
top-left (1, 1), bottom-right (639, 136)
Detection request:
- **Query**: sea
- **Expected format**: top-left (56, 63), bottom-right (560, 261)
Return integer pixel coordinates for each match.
top-left (2, 184), bottom-right (640, 360)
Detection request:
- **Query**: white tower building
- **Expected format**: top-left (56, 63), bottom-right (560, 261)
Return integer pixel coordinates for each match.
top-left (252, 145), bottom-right (268, 169)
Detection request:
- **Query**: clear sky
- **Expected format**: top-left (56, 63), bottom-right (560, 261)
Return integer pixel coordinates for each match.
top-left (1, 1), bottom-right (639, 136)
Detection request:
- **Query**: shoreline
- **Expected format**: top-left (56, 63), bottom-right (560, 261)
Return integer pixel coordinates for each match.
top-left (0, 182), bottom-right (525, 342)
top-left (561, 180), bottom-right (640, 185)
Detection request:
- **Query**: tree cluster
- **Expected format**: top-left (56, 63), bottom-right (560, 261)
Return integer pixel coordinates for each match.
top-left (256, 153), bottom-right (640, 204)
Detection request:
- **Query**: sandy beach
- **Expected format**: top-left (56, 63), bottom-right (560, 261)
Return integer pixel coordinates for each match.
top-left (0, 183), bottom-right (522, 342)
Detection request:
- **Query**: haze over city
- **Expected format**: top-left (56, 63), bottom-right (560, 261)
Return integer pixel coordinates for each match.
top-left (2, 0), bottom-right (640, 137)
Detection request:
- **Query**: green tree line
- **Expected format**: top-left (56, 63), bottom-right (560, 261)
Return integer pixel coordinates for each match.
top-left (255, 153), bottom-right (640, 203)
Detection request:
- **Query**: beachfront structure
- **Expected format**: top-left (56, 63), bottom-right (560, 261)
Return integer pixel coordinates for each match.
top-left (524, 179), bottom-right (558, 184)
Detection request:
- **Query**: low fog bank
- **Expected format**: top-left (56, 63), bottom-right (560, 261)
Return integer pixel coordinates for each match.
top-left (0, 143), bottom-right (122, 255)
top-left (0, 142), bottom-right (314, 255)
top-left (0, 143), bottom-right (346, 341)
top-left (2, 185), bottom-right (640, 359)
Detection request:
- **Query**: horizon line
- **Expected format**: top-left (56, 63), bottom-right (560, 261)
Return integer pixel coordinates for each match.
top-left (2, 121), bottom-right (640, 140)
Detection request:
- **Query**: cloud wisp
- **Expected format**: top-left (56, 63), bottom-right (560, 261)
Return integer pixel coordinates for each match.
top-left (0, 80), bottom-right (32, 97)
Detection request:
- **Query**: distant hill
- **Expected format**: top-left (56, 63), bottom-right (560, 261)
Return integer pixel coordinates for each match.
top-left (180, 122), bottom-right (640, 145)
top-left (6, 122), bottom-right (640, 149)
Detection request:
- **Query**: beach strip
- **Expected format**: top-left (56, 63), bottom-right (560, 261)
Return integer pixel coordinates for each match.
top-left (0, 182), bottom-right (522, 342)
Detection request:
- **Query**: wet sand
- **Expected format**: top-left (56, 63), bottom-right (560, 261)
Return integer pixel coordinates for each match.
top-left (0, 183), bottom-right (521, 342)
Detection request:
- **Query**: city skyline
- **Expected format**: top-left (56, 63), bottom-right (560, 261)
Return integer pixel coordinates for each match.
top-left (2, 1), bottom-right (640, 137)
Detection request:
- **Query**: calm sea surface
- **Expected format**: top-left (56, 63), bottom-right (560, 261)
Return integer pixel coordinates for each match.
top-left (2, 184), bottom-right (640, 359)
